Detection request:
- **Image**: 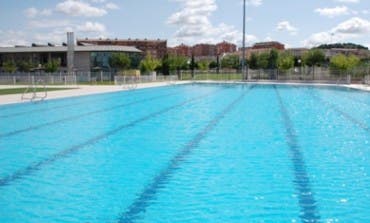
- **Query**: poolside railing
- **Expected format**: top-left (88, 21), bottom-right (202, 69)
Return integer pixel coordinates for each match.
top-left (0, 67), bottom-right (369, 85)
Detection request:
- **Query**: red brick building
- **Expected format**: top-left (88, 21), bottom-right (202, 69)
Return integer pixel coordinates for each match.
top-left (239, 41), bottom-right (286, 59)
top-left (77, 38), bottom-right (167, 59)
top-left (167, 44), bottom-right (192, 57)
top-left (216, 41), bottom-right (237, 55)
top-left (191, 44), bottom-right (217, 57)
top-left (251, 41), bottom-right (285, 50)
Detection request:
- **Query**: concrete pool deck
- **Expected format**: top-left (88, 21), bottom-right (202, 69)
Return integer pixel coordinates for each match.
top-left (0, 81), bottom-right (369, 106)
top-left (0, 82), bottom-right (190, 106)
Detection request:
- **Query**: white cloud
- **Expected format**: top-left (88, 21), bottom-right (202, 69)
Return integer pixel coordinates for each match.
top-left (24, 7), bottom-right (38, 18)
top-left (333, 17), bottom-right (370, 34)
top-left (302, 17), bottom-right (370, 47)
top-left (276, 21), bottom-right (298, 35)
top-left (105, 2), bottom-right (119, 10)
top-left (56, 0), bottom-right (107, 17)
top-left (246, 0), bottom-right (263, 7)
top-left (29, 20), bottom-right (72, 29)
top-left (77, 22), bottom-right (106, 33)
top-left (315, 6), bottom-right (349, 18)
top-left (334, 0), bottom-right (359, 3)
top-left (0, 30), bottom-right (29, 46)
top-left (24, 7), bottom-right (52, 18)
top-left (40, 9), bottom-right (53, 16)
top-left (168, 0), bottom-right (257, 46)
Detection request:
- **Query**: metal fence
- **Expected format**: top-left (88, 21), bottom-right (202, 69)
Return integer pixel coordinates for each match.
top-left (0, 67), bottom-right (369, 85)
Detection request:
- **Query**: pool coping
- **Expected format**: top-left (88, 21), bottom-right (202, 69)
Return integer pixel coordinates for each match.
top-left (0, 82), bottom-right (191, 106)
top-left (0, 80), bottom-right (369, 106)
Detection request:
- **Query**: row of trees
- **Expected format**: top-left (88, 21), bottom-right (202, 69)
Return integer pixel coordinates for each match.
top-left (1, 49), bottom-right (365, 75)
top-left (247, 49), bottom-right (362, 73)
top-left (1, 59), bottom-right (61, 73)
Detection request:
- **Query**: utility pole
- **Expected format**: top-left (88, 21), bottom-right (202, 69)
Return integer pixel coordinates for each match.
top-left (242, 0), bottom-right (247, 80)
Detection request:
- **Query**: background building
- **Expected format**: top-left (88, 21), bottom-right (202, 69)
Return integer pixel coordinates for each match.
top-left (216, 41), bottom-right (237, 55)
top-left (168, 41), bottom-right (237, 60)
top-left (239, 41), bottom-right (286, 59)
top-left (0, 45), bottom-right (142, 72)
top-left (77, 38), bottom-right (167, 59)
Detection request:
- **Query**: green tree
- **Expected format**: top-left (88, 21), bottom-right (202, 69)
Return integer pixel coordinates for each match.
top-left (257, 52), bottom-right (269, 69)
top-left (3, 60), bottom-right (17, 73)
top-left (209, 61), bottom-right (218, 69)
top-left (168, 55), bottom-right (188, 74)
top-left (110, 53), bottom-right (131, 71)
top-left (198, 60), bottom-right (210, 71)
top-left (44, 59), bottom-right (61, 73)
top-left (17, 61), bottom-right (34, 72)
top-left (221, 54), bottom-right (239, 69)
top-left (248, 53), bottom-right (258, 69)
top-left (161, 54), bottom-right (170, 75)
top-left (302, 49), bottom-right (326, 79)
top-left (277, 52), bottom-right (295, 71)
top-left (302, 49), bottom-right (326, 67)
top-left (140, 53), bottom-right (161, 73)
top-left (268, 49), bottom-right (279, 69)
top-left (330, 54), bottom-right (360, 74)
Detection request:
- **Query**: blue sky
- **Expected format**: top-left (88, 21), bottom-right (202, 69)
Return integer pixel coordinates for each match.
top-left (0, 0), bottom-right (369, 48)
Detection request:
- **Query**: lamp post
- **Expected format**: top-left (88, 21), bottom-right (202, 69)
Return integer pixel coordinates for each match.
top-left (242, 0), bottom-right (247, 80)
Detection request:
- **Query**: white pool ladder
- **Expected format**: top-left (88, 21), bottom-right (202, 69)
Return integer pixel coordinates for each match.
top-left (21, 79), bottom-right (48, 102)
top-left (122, 76), bottom-right (138, 90)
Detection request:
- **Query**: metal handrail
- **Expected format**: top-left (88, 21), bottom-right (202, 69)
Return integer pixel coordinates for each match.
top-left (21, 78), bottom-right (47, 102)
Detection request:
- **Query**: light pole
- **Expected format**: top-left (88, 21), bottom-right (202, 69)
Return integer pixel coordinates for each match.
top-left (242, 0), bottom-right (247, 80)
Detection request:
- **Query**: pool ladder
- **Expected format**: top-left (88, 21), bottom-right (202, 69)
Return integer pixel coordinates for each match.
top-left (21, 79), bottom-right (48, 102)
top-left (122, 76), bottom-right (138, 90)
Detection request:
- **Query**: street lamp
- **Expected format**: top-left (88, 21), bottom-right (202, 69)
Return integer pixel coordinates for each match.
top-left (242, 0), bottom-right (247, 80)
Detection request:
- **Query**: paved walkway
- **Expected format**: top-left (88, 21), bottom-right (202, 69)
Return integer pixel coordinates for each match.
top-left (0, 82), bottom-right (188, 106)
top-left (0, 81), bottom-right (369, 106)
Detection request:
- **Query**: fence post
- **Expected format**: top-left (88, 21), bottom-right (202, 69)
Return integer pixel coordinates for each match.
top-left (13, 76), bottom-right (16, 85)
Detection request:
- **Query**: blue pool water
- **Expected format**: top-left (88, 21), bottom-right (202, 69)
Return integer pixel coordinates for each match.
top-left (0, 83), bottom-right (369, 223)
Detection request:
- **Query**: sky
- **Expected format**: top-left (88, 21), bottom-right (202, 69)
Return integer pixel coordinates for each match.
top-left (0, 0), bottom-right (369, 48)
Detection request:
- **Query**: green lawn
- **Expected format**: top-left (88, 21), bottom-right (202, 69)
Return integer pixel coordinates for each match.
top-left (0, 88), bottom-right (76, 95)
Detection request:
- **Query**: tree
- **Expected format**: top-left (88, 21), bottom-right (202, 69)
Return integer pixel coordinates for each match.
top-left (277, 52), bottom-right (294, 71)
top-left (316, 43), bottom-right (368, 50)
top-left (17, 61), bottom-right (34, 72)
top-left (248, 53), bottom-right (258, 69)
top-left (209, 61), bottom-right (218, 69)
top-left (330, 54), bottom-right (360, 75)
top-left (161, 54), bottom-right (170, 75)
top-left (44, 59), bottom-right (61, 73)
top-left (198, 60), bottom-right (210, 71)
top-left (140, 53), bottom-right (161, 73)
top-left (167, 55), bottom-right (188, 74)
top-left (221, 54), bottom-right (239, 69)
top-left (302, 49), bottom-right (326, 67)
top-left (256, 52), bottom-right (269, 69)
top-left (110, 53), bottom-right (131, 71)
top-left (268, 49), bottom-right (279, 69)
top-left (3, 60), bottom-right (17, 73)
top-left (302, 49), bottom-right (326, 79)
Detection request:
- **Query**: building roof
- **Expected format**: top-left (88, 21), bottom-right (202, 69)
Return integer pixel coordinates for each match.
top-left (77, 38), bottom-right (167, 43)
top-left (0, 45), bottom-right (142, 53)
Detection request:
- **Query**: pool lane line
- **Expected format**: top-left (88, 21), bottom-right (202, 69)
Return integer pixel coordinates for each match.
top-left (274, 86), bottom-right (321, 223)
top-left (0, 88), bottom-right (224, 187)
top-left (117, 86), bottom-right (254, 223)
top-left (308, 90), bottom-right (370, 133)
top-left (0, 85), bottom-right (181, 119)
top-left (0, 90), bottom-right (184, 139)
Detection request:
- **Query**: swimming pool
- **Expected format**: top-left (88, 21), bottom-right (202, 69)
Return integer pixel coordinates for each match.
top-left (0, 83), bottom-right (369, 222)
